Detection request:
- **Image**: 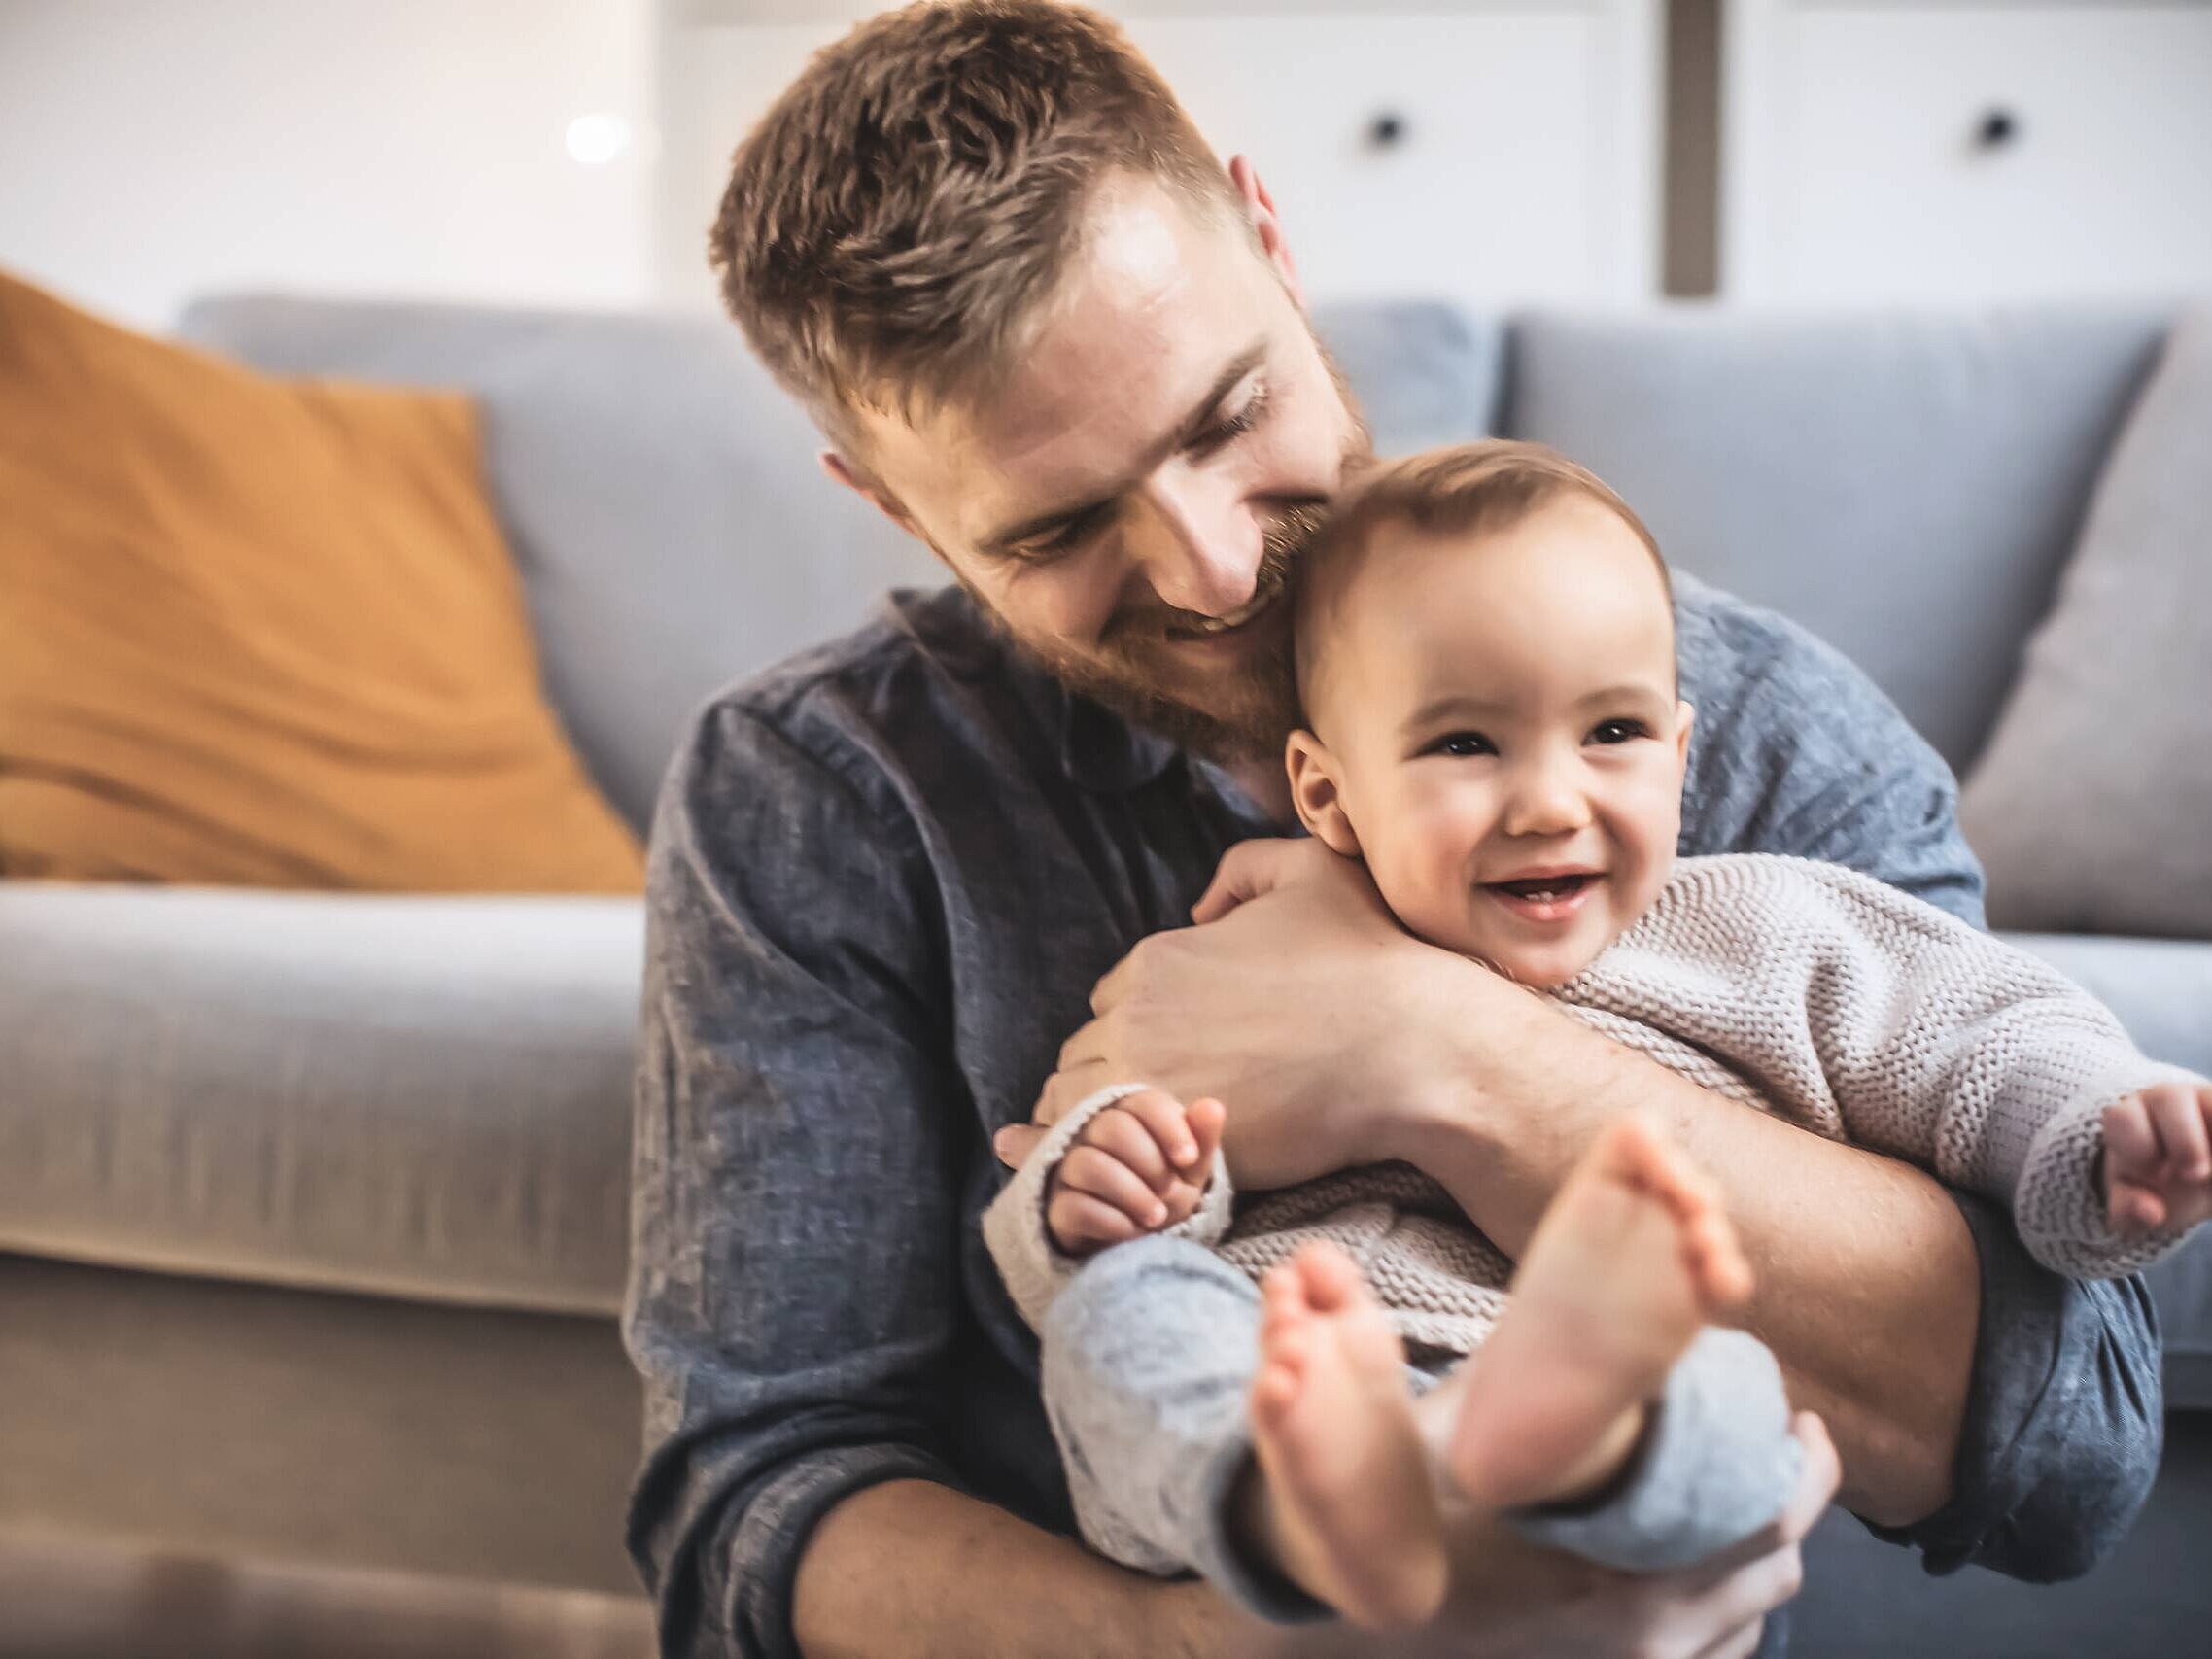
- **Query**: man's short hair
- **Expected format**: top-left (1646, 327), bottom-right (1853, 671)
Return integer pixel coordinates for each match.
top-left (1293, 440), bottom-right (1675, 718)
top-left (711, 0), bottom-right (1238, 449)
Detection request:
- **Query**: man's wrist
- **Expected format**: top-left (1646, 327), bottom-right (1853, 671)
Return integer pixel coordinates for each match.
top-left (1369, 947), bottom-right (1512, 1165)
top-left (1377, 969), bottom-right (1588, 1238)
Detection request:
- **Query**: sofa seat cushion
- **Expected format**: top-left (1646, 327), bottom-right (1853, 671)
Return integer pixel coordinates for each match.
top-left (0, 882), bottom-right (640, 1317)
top-left (2009, 930), bottom-right (2212, 1407)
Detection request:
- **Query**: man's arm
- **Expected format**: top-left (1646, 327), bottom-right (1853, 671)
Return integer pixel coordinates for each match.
top-left (1387, 986), bottom-right (1980, 1527)
top-left (797, 1430), bottom-right (1839, 1659)
top-left (625, 699), bottom-right (974, 1659)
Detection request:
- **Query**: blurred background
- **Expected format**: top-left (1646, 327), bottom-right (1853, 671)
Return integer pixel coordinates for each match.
top-left (4, 3), bottom-right (2211, 1657)
top-left (7, 0), bottom-right (2209, 331)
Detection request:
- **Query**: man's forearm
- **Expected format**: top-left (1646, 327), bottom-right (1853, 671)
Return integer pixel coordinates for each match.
top-left (794, 1479), bottom-right (1219, 1659)
top-left (791, 1475), bottom-right (1690, 1659)
top-left (1393, 996), bottom-right (1979, 1528)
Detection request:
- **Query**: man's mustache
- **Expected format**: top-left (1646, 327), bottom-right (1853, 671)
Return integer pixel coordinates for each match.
top-left (1102, 501), bottom-right (1326, 648)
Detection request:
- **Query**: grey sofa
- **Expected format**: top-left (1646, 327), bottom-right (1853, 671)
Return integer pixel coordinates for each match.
top-left (4, 294), bottom-right (2208, 1654)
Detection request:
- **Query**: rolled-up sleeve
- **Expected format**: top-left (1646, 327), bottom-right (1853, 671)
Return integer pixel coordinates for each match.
top-left (1863, 1189), bottom-right (2163, 1581)
top-left (623, 697), bottom-right (968, 1659)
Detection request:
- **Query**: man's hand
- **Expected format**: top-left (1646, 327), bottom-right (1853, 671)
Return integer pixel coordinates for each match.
top-left (1002, 838), bottom-right (1506, 1188)
top-left (2102, 1080), bottom-right (2212, 1235)
top-left (1147, 1411), bottom-right (1839, 1659)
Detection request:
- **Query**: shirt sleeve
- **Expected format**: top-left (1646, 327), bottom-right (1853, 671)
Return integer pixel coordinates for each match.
top-left (1675, 577), bottom-right (1987, 929)
top-left (1861, 1188), bottom-right (2165, 1582)
top-left (622, 697), bottom-right (968, 1659)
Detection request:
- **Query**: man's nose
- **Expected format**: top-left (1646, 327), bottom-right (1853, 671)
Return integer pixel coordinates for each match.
top-left (1127, 471), bottom-right (1263, 618)
top-left (1502, 754), bottom-right (1594, 839)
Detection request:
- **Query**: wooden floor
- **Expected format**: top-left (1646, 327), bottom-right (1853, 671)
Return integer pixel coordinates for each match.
top-left (0, 1534), bottom-right (655, 1659)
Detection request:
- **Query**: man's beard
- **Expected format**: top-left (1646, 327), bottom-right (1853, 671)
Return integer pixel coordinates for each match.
top-left (1020, 500), bottom-right (1325, 761)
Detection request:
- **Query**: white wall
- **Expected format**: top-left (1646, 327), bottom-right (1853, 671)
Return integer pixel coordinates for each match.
top-left (0, 0), bottom-right (656, 329)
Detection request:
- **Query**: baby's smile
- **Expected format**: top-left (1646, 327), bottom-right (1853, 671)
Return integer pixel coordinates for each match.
top-left (1479, 869), bottom-right (1607, 927)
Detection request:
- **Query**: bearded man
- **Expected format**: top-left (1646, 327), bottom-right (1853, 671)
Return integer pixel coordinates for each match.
top-left (622, 6), bottom-right (2160, 1657)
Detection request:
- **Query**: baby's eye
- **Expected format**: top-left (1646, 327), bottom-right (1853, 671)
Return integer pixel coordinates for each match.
top-left (1589, 718), bottom-right (1651, 746)
top-left (1432, 731), bottom-right (1495, 759)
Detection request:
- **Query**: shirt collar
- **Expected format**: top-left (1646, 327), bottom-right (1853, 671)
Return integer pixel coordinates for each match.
top-left (1056, 684), bottom-right (1182, 794)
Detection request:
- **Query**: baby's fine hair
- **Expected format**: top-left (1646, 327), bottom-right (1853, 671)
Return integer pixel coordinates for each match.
top-left (1291, 439), bottom-right (1673, 719)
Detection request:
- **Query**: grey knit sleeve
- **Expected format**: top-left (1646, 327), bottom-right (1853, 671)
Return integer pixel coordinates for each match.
top-left (981, 1081), bottom-right (1236, 1333)
top-left (1779, 859), bottom-right (2201, 1278)
top-left (1580, 855), bottom-right (2205, 1280)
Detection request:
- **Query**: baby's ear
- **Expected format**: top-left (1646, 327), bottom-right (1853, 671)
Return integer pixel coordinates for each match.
top-left (1675, 700), bottom-right (1696, 764)
top-left (1285, 730), bottom-right (1362, 857)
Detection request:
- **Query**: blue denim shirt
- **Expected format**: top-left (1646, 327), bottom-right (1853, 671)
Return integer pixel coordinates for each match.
top-left (623, 576), bottom-right (2162, 1659)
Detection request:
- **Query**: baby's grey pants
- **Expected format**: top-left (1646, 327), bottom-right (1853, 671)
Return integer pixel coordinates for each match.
top-left (1040, 1233), bottom-right (1804, 1625)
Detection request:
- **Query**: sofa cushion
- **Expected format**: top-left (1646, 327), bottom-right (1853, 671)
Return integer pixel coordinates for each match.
top-left (2009, 930), bottom-right (2212, 1407)
top-left (0, 272), bottom-right (643, 892)
top-left (1312, 300), bottom-right (1504, 454)
top-left (0, 882), bottom-right (640, 1317)
top-left (176, 295), bottom-right (938, 835)
top-left (1961, 313), bottom-right (2212, 939)
top-left (1500, 307), bottom-right (2169, 773)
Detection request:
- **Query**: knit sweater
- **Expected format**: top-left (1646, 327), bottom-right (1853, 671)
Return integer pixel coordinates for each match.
top-left (984, 853), bottom-right (2204, 1358)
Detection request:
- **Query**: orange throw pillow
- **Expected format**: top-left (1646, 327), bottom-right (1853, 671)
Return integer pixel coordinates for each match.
top-left (0, 273), bottom-right (644, 892)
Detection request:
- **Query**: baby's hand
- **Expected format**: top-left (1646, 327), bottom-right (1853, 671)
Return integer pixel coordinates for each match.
top-left (2102, 1082), bottom-right (2212, 1237)
top-left (1045, 1089), bottom-right (1227, 1256)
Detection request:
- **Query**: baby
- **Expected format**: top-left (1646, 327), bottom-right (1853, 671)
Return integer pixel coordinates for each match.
top-left (984, 440), bottom-right (2212, 1630)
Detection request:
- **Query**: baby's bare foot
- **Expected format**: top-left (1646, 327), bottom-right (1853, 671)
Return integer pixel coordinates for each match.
top-left (1448, 1113), bottom-right (1753, 1511)
top-left (1245, 1243), bottom-right (1447, 1630)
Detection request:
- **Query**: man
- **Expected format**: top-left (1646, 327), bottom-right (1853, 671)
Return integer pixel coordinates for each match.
top-left (622, 5), bottom-right (2161, 1657)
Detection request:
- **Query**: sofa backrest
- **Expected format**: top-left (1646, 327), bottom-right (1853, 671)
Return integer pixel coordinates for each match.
top-left (1499, 307), bottom-right (2169, 773)
top-left (182, 294), bottom-right (2166, 820)
top-left (178, 295), bottom-right (936, 834)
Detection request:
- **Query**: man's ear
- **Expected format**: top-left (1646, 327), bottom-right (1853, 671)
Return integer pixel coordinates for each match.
top-left (1285, 729), bottom-right (1361, 857)
top-left (820, 449), bottom-right (926, 545)
top-left (1227, 156), bottom-right (1304, 310)
top-left (1675, 699), bottom-right (1696, 765)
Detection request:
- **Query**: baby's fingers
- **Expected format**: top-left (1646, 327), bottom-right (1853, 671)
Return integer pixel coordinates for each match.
top-left (2148, 1083), bottom-right (2212, 1183)
top-left (1117, 1090), bottom-right (1205, 1176)
top-left (1047, 1189), bottom-right (1142, 1253)
top-left (1058, 1146), bottom-right (1170, 1229)
top-left (2107, 1175), bottom-right (2169, 1237)
top-left (1080, 1103), bottom-right (1174, 1191)
top-left (2103, 1099), bottom-right (2161, 1185)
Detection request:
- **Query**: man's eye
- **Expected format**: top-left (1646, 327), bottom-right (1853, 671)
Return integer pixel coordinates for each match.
top-left (1014, 506), bottom-right (1110, 563)
top-left (1590, 719), bottom-right (1651, 745)
top-left (1190, 385), bottom-right (1269, 455)
top-left (1432, 731), bottom-right (1495, 758)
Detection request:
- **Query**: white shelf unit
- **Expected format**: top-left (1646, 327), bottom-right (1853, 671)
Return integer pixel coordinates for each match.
top-left (1722, 0), bottom-right (2212, 303)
